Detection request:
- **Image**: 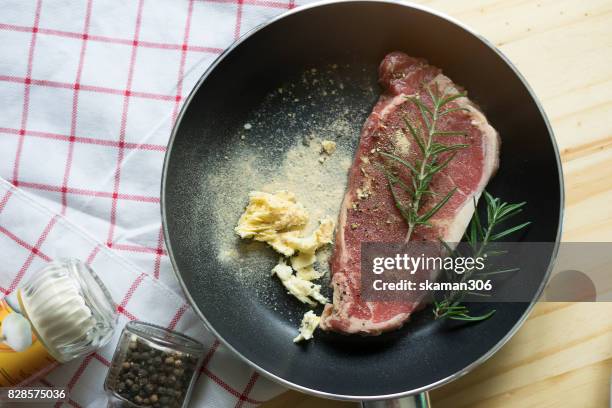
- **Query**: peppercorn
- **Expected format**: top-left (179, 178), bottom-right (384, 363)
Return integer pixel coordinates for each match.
top-left (107, 335), bottom-right (201, 407)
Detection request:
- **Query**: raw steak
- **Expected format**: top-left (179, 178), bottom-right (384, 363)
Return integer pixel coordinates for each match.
top-left (320, 52), bottom-right (500, 335)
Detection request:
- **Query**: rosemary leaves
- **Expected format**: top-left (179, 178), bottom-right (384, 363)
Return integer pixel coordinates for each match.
top-left (380, 83), bottom-right (469, 241)
top-left (433, 192), bottom-right (531, 321)
top-left (375, 82), bottom-right (530, 323)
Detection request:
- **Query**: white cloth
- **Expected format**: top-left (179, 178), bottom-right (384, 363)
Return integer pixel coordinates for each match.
top-left (0, 0), bottom-right (317, 406)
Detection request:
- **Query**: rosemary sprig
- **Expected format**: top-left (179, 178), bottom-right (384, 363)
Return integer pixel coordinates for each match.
top-left (377, 84), bottom-right (530, 322)
top-left (433, 192), bottom-right (531, 322)
top-left (433, 301), bottom-right (496, 321)
top-left (380, 84), bottom-right (469, 241)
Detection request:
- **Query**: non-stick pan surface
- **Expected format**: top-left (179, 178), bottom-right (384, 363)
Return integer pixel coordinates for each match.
top-left (162, 0), bottom-right (563, 400)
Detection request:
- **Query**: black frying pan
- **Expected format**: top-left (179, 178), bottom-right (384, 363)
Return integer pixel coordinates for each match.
top-left (162, 0), bottom-right (563, 403)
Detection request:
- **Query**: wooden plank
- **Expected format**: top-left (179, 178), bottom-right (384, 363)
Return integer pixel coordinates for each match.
top-left (430, 303), bottom-right (612, 407)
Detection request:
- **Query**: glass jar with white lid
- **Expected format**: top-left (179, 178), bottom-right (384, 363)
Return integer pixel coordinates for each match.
top-left (0, 259), bottom-right (117, 386)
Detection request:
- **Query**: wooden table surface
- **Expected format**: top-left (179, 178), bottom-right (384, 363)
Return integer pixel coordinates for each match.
top-left (264, 0), bottom-right (612, 407)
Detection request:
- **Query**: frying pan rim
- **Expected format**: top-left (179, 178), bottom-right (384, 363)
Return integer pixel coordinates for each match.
top-left (161, 0), bottom-right (565, 401)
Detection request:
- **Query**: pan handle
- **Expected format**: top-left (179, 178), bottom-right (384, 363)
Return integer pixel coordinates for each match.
top-left (360, 392), bottom-right (431, 408)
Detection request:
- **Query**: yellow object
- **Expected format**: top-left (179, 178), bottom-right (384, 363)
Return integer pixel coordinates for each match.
top-left (0, 260), bottom-right (115, 387)
top-left (321, 140), bottom-right (337, 155)
top-left (287, 218), bottom-right (334, 281)
top-left (235, 191), bottom-right (309, 257)
top-left (0, 297), bottom-right (57, 387)
top-left (235, 191), bottom-right (335, 282)
top-left (272, 259), bottom-right (328, 306)
top-left (293, 310), bottom-right (321, 343)
top-left (236, 190), bottom-right (335, 340)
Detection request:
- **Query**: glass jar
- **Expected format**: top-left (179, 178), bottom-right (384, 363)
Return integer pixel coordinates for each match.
top-left (105, 321), bottom-right (205, 408)
top-left (0, 259), bottom-right (117, 386)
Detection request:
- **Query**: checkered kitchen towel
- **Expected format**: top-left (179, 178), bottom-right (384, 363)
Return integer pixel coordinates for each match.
top-left (0, 0), bottom-right (318, 406)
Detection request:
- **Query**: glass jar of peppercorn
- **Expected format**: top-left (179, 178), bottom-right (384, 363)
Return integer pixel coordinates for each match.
top-left (104, 321), bottom-right (205, 408)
